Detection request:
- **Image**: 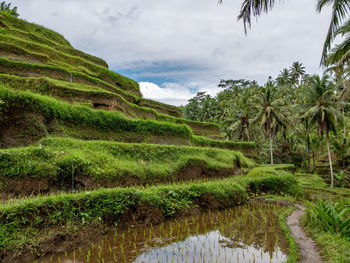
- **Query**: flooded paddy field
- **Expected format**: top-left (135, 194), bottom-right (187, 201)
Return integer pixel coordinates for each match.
top-left (38, 202), bottom-right (290, 263)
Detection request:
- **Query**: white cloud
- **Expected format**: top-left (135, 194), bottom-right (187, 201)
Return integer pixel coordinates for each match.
top-left (140, 82), bottom-right (197, 106)
top-left (11, 0), bottom-right (332, 106)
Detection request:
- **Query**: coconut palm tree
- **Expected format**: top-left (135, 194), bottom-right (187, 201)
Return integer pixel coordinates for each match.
top-left (276, 68), bottom-right (292, 87)
top-left (251, 82), bottom-right (290, 164)
top-left (325, 19), bottom-right (350, 71)
top-left (290, 62), bottom-right (306, 85)
top-left (301, 75), bottom-right (342, 187)
top-left (220, 0), bottom-right (350, 63)
top-left (222, 89), bottom-right (255, 141)
top-left (310, 133), bottom-right (322, 170)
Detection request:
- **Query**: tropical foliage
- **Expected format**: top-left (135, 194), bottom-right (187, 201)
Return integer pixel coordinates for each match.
top-left (183, 62), bottom-right (350, 185)
top-left (306, 199), bottom-right (350, 240)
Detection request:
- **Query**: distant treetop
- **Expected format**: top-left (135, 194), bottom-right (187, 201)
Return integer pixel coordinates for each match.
top-left (0, 1), bottom-right (19, 17)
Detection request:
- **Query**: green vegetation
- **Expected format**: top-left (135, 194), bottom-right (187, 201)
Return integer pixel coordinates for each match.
top-left (0, 11), bottom-right (70, 46)
top-left (0, 33), bottom-right (140, 94)
top-left (183, 62), bottom-right (350, 186)
top-left (0, 2), bottom-right (18, 17)
top-left (306, 199), bottom-right (350, 240)
top-left (0, 172), bottom-right (301, 256)
top-left (0, 74), bottom-right (222, 137)
top-left (0, 87), bottom-right (255, 153)
top-left (293, 172), bottom-right (350, 262)
top-left (0, 137), bottom-right (254, 188)
top-left (2, 5), bottom-right (344, 262)
top-left (0, 25), bottom-right (107, 67)
top-left (303, 210), bottom-right (350, 263)
top-left (0, 87), bottom-right (191, 137)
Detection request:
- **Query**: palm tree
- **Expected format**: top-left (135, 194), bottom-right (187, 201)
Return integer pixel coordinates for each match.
top-left (201, 95), bottom-right (216, 122)
top-left (301, 75), bottom-right (342, 187)
top-left (310, 133), bottom-right (322, 170)
top-left (276, 68), bottom-right (292, 87)
top-left (221, 0), bottom-right (350, 63)
top-left (325, 19), bottom-right (350, 71)
top-left (290, 62), bottom-right (306, 85)
top-left (251, 82), bottom-right (289, 164)
top-left (223, 89), bottom-right (255, 141)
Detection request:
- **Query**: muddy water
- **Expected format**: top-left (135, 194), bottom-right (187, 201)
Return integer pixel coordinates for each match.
top-left (39, 202), bottom-right (289, 263)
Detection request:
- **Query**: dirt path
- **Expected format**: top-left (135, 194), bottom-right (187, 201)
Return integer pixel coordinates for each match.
top-left (287, 204), bottom-right (323, 263)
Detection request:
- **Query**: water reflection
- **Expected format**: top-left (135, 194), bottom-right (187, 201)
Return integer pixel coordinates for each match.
top-left (39, 202), bottom-right (289, 263)
top-left (134, 230), bottom-right (286, 263)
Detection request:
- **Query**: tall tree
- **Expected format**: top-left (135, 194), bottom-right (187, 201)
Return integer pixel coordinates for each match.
top-left (251, 82), bottom-right (289, 164)
top-left (301, 75), bottom-right (342, 187)
top-left (290, 62), bottom-right (306, 85)
top-left (222, 88), bottom-right (255, 141)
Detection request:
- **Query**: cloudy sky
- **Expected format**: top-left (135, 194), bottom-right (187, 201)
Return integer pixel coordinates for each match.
top-left (11, 0), bottom-right (331, 105)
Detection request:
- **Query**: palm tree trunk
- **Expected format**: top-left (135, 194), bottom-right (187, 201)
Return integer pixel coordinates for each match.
top-left (270, 131), bottom-right (274, 165)
top-left (326, 134), bottom-right (334, 187)
top-left (307, 135), bottom-right (310, 173)
top-left (343, 109), bottom-right (347, 169)
top-left (343, 109), bottom-right (346, 141)
top-left (312, 151), bottom-right (316, 170)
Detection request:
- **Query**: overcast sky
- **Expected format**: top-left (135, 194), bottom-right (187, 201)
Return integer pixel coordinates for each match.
top-left (11, 0), bottom-right (331, 105)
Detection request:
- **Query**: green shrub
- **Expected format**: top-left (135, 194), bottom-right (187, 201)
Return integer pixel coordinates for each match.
top-left (306, 199), bottom-right (350, 240)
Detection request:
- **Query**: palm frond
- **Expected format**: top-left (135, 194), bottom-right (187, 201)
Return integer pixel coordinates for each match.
top-left (318, 0), bottom-right (350, 64)
top-left (237, 0), bottom-right (277, 33)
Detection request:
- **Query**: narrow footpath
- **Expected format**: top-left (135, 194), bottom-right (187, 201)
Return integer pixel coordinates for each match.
top-left (287, 204), bottom-right (323, 263)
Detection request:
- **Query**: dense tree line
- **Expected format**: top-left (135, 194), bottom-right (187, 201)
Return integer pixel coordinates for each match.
top-left (182, 62), bottom-right (350, 186)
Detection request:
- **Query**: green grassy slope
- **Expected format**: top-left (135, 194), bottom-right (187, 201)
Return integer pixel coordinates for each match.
top-left (0, 11), bottom-right (229, 138)
top-left (0, 87), bottom-right (257, 156)
top-left (0, 74), bottom-right (222, 137)
top-left (0, 12), bottom-right (140, 95)
top-left (0, 11), bottom-right (188, 118)
top-left (0, 137), bottom-right (255, 196)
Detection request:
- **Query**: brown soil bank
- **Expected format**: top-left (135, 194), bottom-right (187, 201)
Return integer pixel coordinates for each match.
top-left (287, 205), bottom-right (323, 263)
top-left (0, 174), bottom-right (301, 262)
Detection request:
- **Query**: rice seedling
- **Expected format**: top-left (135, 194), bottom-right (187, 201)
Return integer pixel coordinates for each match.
top-left (36, 202), bottom-right (291, 263)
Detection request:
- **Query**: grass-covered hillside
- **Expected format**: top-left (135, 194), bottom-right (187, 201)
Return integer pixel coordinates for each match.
top-left (0, 9), bottom-right (265, 262)
top-left (0, 10), bottom-right (259, 156)
top-left (0, 11), bottom-right (228, 140)
top-left (3, 5), bottom-right (350, 263)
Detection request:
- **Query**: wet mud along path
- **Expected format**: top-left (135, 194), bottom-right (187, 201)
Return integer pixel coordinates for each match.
top-left (287, 204), bottom-right (323, 263)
